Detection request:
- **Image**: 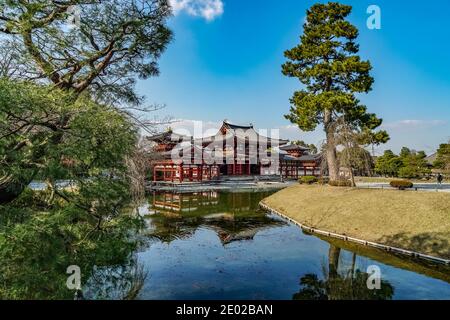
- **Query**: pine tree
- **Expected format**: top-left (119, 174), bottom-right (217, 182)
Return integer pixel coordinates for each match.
top-left (0, 0), bottom-right (173, 204)
top-left (282, 2), bottom-right (388, 181)
top-left (434, 142), bottom-right (450, 171)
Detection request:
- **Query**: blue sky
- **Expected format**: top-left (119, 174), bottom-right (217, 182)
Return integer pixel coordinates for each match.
top-left (139, 0), bottom-right (450, 155)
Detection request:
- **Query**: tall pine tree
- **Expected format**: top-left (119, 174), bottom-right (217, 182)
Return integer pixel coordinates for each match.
top-left (0, 0), bottom-right (173, 204)
top-left (282, 2), bottom-right (388, 181)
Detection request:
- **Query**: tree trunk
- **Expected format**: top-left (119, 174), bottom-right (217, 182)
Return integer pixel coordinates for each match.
top-left (328, 245), bottom-right (341, 278)
top-left (348, 166), bottom-right (356, 187)
top-left (324, 110), bottom-right (339, 181)
top-left (0, 163), bottom-right (44, 204)
top-left (350, 253), bottom-right (356, 279)
top-left (0, 180), bottom-right (28, 204)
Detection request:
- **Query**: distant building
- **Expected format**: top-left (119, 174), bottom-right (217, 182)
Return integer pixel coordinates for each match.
top-left (279, 144), bottom-right (322, 178)
top-left (425, 152), bottom-right (438, 166)
top-left (147, 120), bottom-right (321, 183)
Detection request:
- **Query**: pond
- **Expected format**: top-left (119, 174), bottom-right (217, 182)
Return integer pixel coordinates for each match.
top-left (131, 190), bottom-right (450, 300)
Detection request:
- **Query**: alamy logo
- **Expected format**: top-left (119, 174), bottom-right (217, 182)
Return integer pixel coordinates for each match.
top-left (366, 265), bottom-right (381, 290)
top-left (66, 265), bottom-right (81, 290)
top-left (367, 5), bottom-right (381, 30)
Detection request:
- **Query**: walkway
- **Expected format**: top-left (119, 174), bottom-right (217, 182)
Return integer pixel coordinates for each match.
top-left (356, 182), bottom-right (450, 193)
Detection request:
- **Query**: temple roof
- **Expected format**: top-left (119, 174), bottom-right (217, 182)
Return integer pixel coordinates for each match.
top-left (148, 120), bottom-right (290, 147)
top-left (299, 154), bottom-right (322, 161)
top-left (280, 144), bottom-right (310, 152)
top-left (221, 119), bottom-right (254, 131)
top-left (280, 153), bottom-right (322, 162)
top-left (194, 120), bottom-right (289, 146)
top-left (147, 130), bottom-right (190, 143)
top-left (425, 152), bottom-right (437, 165)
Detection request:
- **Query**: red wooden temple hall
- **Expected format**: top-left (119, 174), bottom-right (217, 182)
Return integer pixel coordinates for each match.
top-left (279, 144), bottom-right (322, 178)
top-left (148, 120), bottom-right (321, 183)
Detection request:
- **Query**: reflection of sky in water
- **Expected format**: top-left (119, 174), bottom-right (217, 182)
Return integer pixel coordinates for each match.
top-left (136, 192), bottom-right (450, 300)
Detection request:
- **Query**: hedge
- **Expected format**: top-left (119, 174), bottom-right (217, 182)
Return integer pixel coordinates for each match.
top-left (390, 180), bottom-right (414, 190)
top-left (299, 176), bottom-right (318, 184)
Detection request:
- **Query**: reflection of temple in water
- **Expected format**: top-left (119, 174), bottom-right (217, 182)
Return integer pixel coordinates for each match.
top-left (152, 192), bottom-right (220, 212)
top-left (151, 191), bottom-right (273, 215)
top-left (148, 191), bottom-right (285, 245)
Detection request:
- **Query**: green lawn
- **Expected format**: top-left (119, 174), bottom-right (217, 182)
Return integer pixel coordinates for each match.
top-left (262, 185), bottom-right (450, 259)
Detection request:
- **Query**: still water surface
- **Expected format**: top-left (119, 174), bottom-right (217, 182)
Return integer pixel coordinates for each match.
top-left (133, 190), bottom-right (450, 300)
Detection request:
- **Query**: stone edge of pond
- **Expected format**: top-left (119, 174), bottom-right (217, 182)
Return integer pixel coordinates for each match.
top-left (259, 201), bottom-right (450, 266)
top-left (147, 182), bottom-right (295, 193)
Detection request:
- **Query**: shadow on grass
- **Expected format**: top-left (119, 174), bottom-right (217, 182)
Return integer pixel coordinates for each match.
top-left (380, 232), bottom-right (450, 260)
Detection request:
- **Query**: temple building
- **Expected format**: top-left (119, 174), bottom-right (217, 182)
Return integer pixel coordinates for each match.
top-left (148, 120), bottom-right (321, 183)
top-left (279, 144), bottom-right (322, 178)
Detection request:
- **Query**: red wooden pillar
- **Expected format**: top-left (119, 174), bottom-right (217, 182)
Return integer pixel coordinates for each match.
top-left (179, 164), bottom-right (183, 183)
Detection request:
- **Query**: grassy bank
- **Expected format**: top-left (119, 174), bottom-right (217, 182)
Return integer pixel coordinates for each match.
top-left (262, 185), bottom-right (450, 260)
top-left (355, 176), bottom-right (449, 183)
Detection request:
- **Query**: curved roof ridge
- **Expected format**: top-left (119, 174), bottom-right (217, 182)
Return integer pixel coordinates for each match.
top-left (223, 119), bottom-right (253, 130)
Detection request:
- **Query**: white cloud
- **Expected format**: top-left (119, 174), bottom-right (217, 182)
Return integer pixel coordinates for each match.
top-left (381, 119), bottom-right (447, 129)
top-left (169, 0), bottom-right (224, 21)
top-left (163, 119), bottom-right (222, 138)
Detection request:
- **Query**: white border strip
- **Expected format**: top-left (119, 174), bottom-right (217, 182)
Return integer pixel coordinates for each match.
top-left (259, 201), bottom-right (450, 265)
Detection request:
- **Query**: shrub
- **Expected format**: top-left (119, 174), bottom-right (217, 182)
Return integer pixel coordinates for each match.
top-left (398, 167), bottom-right (418, 179)
top-left (329, 180), bottom-right (353, 187)
top-left (299, 176), bottom-right (318, 184)
top-left (390, 180), bottom-right (413, 190)
top-left (318, 177), bottom-right (329, 185)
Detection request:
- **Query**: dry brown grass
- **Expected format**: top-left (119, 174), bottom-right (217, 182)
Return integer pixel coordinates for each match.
top-left (262, 185), bottom-right (450, 259)
top-left (355, 176), bottom-right (449, 183)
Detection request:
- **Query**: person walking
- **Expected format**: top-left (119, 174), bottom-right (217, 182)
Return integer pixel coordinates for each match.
top-left (437, 173), bottom-right (443, 186)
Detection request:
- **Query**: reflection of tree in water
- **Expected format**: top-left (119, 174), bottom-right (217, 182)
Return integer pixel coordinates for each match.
top-left (84, 257), bottom-right (147, 300)
top-left (293, 245), bottom-right (394, 300)
top-left (0, 207), bottom-right (144, 300)
top-left (146, 191), bottom-right (285, 245)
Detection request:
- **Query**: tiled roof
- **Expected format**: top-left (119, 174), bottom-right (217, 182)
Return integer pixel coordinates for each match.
top-left (280, 144), bottom-right (310, 151)
top-left (425, 152), bottom-right (437, 165)
top-left (280, 153), bottom-right (322, 162)
top-left (222, 119), bottom-right (254, 130)
top-left (147, 131), bottom-right (190, 143)
top-left (193, 120), bottom-right (289, 145)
